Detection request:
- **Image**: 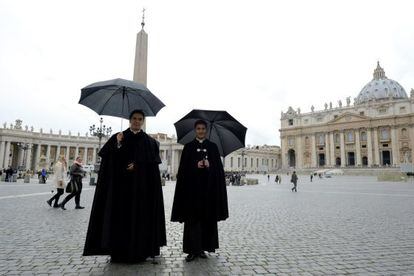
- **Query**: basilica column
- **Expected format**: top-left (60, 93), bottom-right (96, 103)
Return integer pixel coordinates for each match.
top-left (56, 145), bottom-right (61, 160)
top-left (17, 146), bottom-right (24, 168)
top-left (171, 149), bottom-right (175, 177)
top-left (355, 129), bottom-right (361, 166)
top-left (25, 144), bottom-right (32, 170)
top-left (367, 128), bottom-right (373, 167)
top-left (92, 147), bottom-right (97, 164)
top-left (3, 141), bottom-right (11, 168)
top-left (83, 147), bottom-right (88, 164)
top-left (46, 145), bottom-right (51, 169)
top-left (329, 132), bottom-right (335, 167)
top-left (325, 133), bottom-right (330, 166)
top-left (75, 146), bottom-right (79, 159)
top-left (281, 138), bottom-right (288, 170)
top-left (340, 131), bottom-right (346, 167)
top-left (64, 146), bottom-right (69, 163)
top-left (311, 134), bottom-right (317, 167)
top-left (373, 127), bottom-right (380, 165)
top-left (296, 135), bottom-right (303, 169)
top-left (34, 144), bottom-right (41, 171)
top-left (0, 141), bottom-right (5, 169)
top-left (391, 126), bottom-right (399, 166)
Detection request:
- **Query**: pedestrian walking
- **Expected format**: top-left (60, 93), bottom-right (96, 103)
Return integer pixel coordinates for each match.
top-left (40, 168), bottom-right (47, 183)
top-left (46, 155), bottom-right (67, 208)
top-left (267, 174), bottom-right (270, 182)
top-left (275, 175), bottom-right (279, 184)
top-left (310, 174), bottom-right (313, 182)
top-left (291, 171), bottom-right (298, 192)
top-left (59, 157), bottom-right (85, 210)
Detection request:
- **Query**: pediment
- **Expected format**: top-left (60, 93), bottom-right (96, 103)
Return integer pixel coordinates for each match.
top-left (327, 112), bottom-right (370, 124)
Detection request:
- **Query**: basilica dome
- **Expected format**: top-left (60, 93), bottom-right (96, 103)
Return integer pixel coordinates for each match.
top-left (355, 62), bottom-right (407, 104)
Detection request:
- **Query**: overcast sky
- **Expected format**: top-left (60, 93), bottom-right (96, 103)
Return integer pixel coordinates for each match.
top-left (1, 0), bottom-right (413, 146)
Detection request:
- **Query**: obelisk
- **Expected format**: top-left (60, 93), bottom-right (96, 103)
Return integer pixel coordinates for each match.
top-left (133, 8), bottom-right (148, 130)
top-left (133, 8), bottom-right (148, 86)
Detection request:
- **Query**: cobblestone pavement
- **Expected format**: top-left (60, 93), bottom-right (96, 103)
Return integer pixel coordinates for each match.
top-left (1, 175), bottom-right (414, 275)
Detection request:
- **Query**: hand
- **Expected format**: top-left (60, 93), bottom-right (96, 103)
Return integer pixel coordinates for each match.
top-left (197, 161), bottom-right (205, 168)
top-left (116, 132), bottom-right (124, 143)
top-left (126, 163), bottom-right (135, 171)
top-left (203, 159), bottom-right (210, 168)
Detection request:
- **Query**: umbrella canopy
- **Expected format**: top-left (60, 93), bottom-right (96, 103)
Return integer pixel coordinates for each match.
top-left (174, 109), bottom-right (247, 157)
top-left (79, 78), bottom-right (165, 119)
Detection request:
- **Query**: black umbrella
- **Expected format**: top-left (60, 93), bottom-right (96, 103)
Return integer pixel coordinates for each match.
top-left (79, 78), bottom-right (165, 119)
top-left (174, 109), bottom-right (247, 157)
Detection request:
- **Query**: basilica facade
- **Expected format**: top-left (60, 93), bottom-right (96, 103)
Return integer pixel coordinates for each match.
top-left (280, 62), bottom-right (414, 170)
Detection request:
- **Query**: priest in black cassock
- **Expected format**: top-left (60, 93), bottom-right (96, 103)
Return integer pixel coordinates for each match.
top-left (83, 110), bottom-right (166, 263)
top-left (171, 119), bottom-right (228, 262)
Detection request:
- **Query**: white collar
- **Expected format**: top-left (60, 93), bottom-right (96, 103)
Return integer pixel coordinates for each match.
top-left (130, 128), bottom-right (142, 134)
top-left (196, 137), bottom-right (205, 143)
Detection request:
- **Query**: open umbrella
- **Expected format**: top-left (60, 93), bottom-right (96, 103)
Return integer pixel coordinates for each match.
top-left (174, 109), bottom-right (247, 157)
top-left (79, 78), bottom-right (165, 119)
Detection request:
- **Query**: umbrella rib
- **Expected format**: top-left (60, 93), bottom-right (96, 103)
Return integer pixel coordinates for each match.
top-left (98, 87), bottom-right (122, 114)
top-left (212, 124), bottom-right (225, 156)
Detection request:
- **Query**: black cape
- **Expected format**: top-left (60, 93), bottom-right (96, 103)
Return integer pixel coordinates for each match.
top-left (171, 139), bottom-right (228, 222)
top-left (83, 129), bottom-right (166, 262)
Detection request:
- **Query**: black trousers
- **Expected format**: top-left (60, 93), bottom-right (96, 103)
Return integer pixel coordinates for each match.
top-left (49, 188), bottom-right (64, 206)
top-left (62, 182), bottom-right (83, 207)
top-left (183, 219), bottom-right (219, 254)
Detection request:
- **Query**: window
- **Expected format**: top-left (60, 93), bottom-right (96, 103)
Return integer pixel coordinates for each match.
top-left (238, 157), bottom-right (240, 168)
top-left (400, 107), bottom-right (406, 114)
top-left (334, 115), bottom-right (338, 119)
top-left (318, 134), bottom-right (325, 145)
top-left (288, 137), bottom-right (294, 146)
top-left (380, 128), bottom-right (390, 140)
top-left (230, 157), bottom-right (233, 167)
top-left (402, 128), bottom-right (408, 138)
top-left (288, 119), bottom-right (293, 126)
top-left (378, 108), bottom-right (387, 114)
top-left (346, 131), bottom-right (354, 143)
top-left (360, 111), bottom-right (365, 116)
top-left (335, 133), bottom-right (340, 144)
top-left (305, 136), bottom-right (310, 145)
top-left (360, 131), bottom-right (367, 142)
top-left (304, 119), bottom-right (309, 124)
top-left (317, 117), bottom-right (323, 122)
top-left (250, 158), bottom-right (253, 167)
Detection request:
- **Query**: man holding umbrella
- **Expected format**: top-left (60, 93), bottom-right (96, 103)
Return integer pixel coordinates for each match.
top-left (171, 119), bottom-right (229, 262)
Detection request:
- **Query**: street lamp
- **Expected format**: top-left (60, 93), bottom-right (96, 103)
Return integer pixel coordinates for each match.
top-left (89, 117), bottom-right (112, 163)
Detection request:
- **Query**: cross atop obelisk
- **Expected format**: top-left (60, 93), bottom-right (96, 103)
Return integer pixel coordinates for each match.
top-left (133, 8), bottom-right (148, 86)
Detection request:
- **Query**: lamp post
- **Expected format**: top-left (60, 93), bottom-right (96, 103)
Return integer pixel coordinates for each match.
top-left (89, 117), bottom-right (112, 177)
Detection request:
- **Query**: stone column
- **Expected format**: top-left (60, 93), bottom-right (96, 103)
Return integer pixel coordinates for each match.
top-left (340, 131), bottom-right (346, 167)
top-left (367, 128), bottom-right (373, 167)
top-left (34, 144), bottom-right (41, 171)
top-left (311, 134), bottom-right (317, 167)
top-left (65, 146), bottom-right (70, 164)
top-left (296, 135), bottom-right (303, 169)
top-left (0, 141), bottom-right (5, 169)
top-left (325, 133), bottom-right (330, 166)
top-left (391, 126), bottom-right (399, 166)
top-left (83, 147), bottom-right (88, 164)
top-left (25, 144), bottom-right (32, 170)
top-left (373, 128), bottom-right (380, 165)
top-left (92, 147), bottom-right (97, 164)
top-left (3, 141), bottom-right (11, 168)
top-left (329, 132), bottom-right (335, 166)
top-left (171, 149), bottom-right (175, 176)
top-left (75, 146), bottom-right (79, 159)
top-left (17, 146), bottom-right (24, 168)
top-left (281, 138), bottom-right (288, 170)
top-left (46, 145), bottom-right (51, 169)
top-left (56, 145), bottom-right (61, 160)
top-left (355, 129), bottom-right (361, 166)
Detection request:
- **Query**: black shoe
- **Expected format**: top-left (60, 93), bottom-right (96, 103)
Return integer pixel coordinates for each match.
top-left (53, 204), bottom-right (59, 208)
top-left (75, 206), bottom-right (85, 209)
top-left (59, 204), bottom-right (66, 210)
top-left (46, 199), bottom-right (52, 207)
top-left (199, 251), bottom-right (207, 259)
top-left (185, 254), bottom-right (196, 262)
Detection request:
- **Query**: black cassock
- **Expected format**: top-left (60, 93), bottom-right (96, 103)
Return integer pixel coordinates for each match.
top-left (171, 139), bottom-right (228, 254)
top-left (83, 129), bottom-right (166, 262)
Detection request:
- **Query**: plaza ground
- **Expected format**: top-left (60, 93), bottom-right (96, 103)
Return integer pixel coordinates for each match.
top-left (0, 174), bottom-right (414, 275)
